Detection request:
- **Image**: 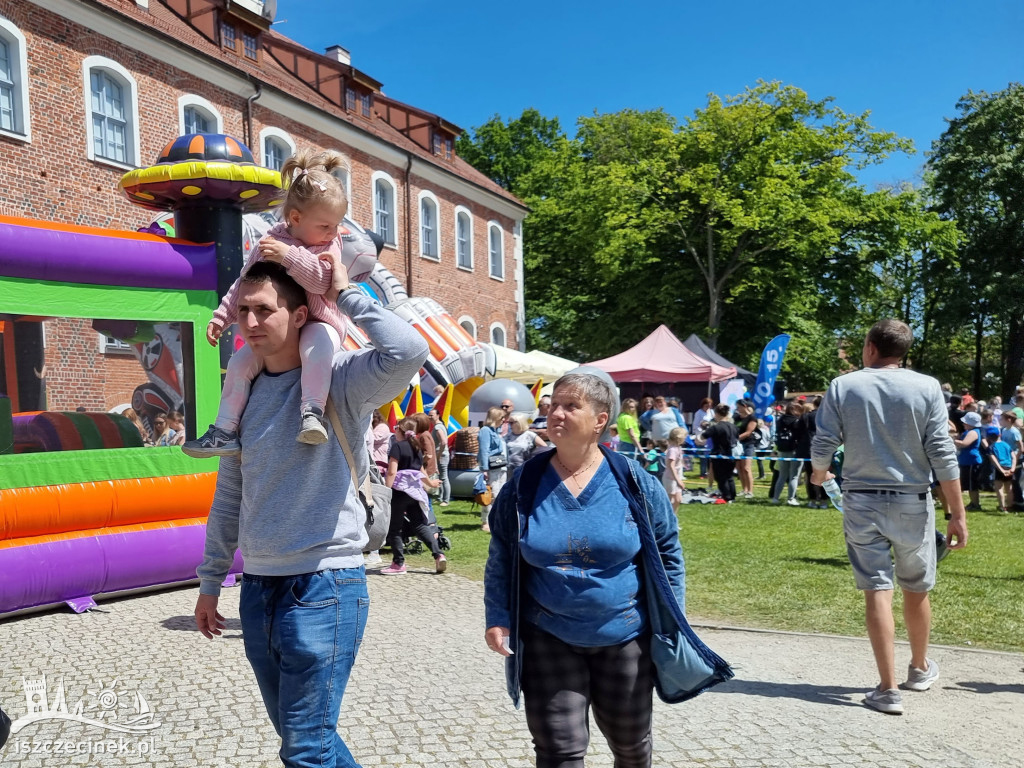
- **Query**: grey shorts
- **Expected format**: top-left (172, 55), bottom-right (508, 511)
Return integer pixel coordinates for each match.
top-left (842, 490), bottom-right (936, 592)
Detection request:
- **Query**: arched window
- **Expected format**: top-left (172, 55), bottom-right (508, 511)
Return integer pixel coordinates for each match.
top-left (258, 127), bottom-right (295, 172)
top-left (490, 322), bottom-right (507, 347)
top-left (372, 171), bottom-right (398, 246)
top-left (488, 222), bottom-right (504, 280)
top-left (455, 207), bottom-right (473, 270)
top-left (178, 95), bottom-right (223, 135)
top-left (0, 17), bottom-right (30, 140)
top-left (419, 191), bottom-right (440, 260)
top-left (458, 316), bottom-right (477, 340)
top-left (83, 56), bottom-right (140, 167)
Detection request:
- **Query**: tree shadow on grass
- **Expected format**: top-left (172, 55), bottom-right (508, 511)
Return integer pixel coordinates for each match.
top-left (789, 556), bottom-right (850, 569)
top-left (712, 679), bottom-right (866, 707)
top-left (443, 522), bottom-right (490, 532)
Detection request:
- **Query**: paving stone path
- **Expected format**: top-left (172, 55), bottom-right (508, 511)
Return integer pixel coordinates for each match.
top-left (1, 566), bottom-right (1021, 767)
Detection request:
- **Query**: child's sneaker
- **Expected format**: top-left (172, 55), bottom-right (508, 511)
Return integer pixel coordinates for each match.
top-left (182, 425), bottom-right (241, 458)
top-left (380, 562), bottom-right (406, 576)
top-left (297, 405), bottom-right (328, 445)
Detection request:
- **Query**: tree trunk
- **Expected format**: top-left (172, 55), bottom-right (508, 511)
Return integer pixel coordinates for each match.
top-left (705, 223), bottom-right (720, 350)
top-left (973, 313), bottom-right (984, 397)
top-left (1003, 315), bottom-right (1024, 398)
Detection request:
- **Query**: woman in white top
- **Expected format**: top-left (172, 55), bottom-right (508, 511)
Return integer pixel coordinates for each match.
top-left (504, 413), bottom-right (547, 468)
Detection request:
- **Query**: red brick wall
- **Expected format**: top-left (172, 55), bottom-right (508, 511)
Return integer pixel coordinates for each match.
top-left (0, 0), bottom-right (520, 351)
top-left (41, 318), bottom-right (150, 411)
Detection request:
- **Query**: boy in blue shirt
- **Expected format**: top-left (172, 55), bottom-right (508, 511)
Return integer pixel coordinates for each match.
top-left (989, 430), bottom-right (1016, 513)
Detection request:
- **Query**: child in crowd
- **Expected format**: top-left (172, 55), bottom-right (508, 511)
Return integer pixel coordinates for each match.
top-left (607, 423), bottom-right (620, 451)
top-left (663, 427), bottom-right (687, 507)
top-left (383, 417), bottom-right (446, 575)
top-left (184, 149), bottom-right (366, 457)
top-left (989, 430), bottom-right (1016, 513)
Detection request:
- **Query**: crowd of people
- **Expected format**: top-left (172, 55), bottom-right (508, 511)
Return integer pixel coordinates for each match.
top-left (604, 377), bottom-right (1024, 519)
top-left (119, 407), bottom-right (187, 447)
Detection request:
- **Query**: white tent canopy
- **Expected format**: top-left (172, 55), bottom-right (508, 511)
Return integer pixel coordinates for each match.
top-left (488, 345), bottom-right (578, 385)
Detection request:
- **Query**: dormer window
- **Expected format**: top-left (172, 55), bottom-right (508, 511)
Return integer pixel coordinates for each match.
top-left (432, 133), bottom-right (441, 156)
top-left (444, 137), bottom-right (453, 159)
top-left (243, 31), bottom-right (259, 60)
top-left (221, 22), bottom-right (236, 52)
top-left (345, 86), bottom-right (372, 118)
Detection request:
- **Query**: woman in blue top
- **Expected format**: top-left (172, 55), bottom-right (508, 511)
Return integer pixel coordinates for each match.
top-left (477, 406), bottom-right (509, 533)
top-left (484, 370), bottom-right (731, 768)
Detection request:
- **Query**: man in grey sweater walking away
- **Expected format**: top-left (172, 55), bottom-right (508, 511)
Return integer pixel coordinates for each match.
top-left (811, 319), bottom-right (968, 715)
top-left (194, 261), bottom-right (428, 766)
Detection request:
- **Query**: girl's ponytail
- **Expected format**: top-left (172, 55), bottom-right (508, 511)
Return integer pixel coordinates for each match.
top-left (279, 148), bottom-right (349, 219)
top-left (397, 417), bottom-right (421, 461)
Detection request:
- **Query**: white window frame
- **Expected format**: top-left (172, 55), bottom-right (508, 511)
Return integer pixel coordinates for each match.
top-left (454, 206), bottom-right (474, 271)
top-left (178, 94), bottom-right (223, 135)
top-left (487, 221), bottom-right (505, 281)
top-left (0, 17), bottom-right (30, 142)
top-left (458, 316), bottom-right (477, 340)
top-left (258, 126), bottom-right (295, 172)
top-left (331, 167), bottom-right (352, 217)
top-left (490, 322), bottom-right (507, 348)
top-left (418, 190), bottom-right (441, 261)
top-left (371, 170), bottom-right (399, 247)
top-left (97, 332), bottom-right (134, 355)
top-left (82, 56), bottom-right (140, 169)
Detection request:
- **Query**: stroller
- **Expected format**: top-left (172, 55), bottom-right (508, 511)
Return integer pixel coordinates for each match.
top-left (402, 501), bottom-right (452, 555)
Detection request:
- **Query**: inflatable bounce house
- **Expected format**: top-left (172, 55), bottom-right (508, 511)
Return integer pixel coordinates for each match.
top-left (0, 133), bottom-right (497, 617)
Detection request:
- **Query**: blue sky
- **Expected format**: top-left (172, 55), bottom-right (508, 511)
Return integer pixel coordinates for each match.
top-left (273, 0), bottom-right (1022, 188)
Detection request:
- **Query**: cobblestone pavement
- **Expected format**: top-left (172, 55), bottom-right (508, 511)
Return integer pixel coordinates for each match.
top-left (1, 565), bottom-right (1021, 767)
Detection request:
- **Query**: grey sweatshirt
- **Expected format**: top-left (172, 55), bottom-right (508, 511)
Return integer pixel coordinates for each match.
top-left (197, 289), bottom-right (429, 596)
top-left (811, 367), bottom-right (959, 492)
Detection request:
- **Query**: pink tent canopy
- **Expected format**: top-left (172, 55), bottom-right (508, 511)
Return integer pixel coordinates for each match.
top-left (588, 325), bottom-right (737, 383)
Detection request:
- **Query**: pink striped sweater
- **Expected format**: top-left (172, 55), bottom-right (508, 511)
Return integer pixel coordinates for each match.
top-left (211, 222), bottom-right (347, 339)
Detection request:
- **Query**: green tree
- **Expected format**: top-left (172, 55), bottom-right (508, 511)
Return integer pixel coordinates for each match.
top-left (455, 108), bottom-right (564, 197)
top-left (927, 83), bottom-right (1024, 396)
top-left (577, 82), bottom-right (911, 347)
top-left (457, 87), bottom-right (935, 389)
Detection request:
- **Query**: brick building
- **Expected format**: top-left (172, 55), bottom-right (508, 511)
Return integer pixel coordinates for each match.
top-left (0, 0), bottom-right (527, 411)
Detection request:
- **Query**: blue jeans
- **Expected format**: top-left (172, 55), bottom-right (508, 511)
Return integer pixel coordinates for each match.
top-left (617, 443), bottom-right (639, 460)
top-left (240, 568), bottom-right (369, 768)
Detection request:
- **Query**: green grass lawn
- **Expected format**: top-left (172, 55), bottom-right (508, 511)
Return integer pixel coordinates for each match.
top-left (402, 468), bottom-right (1024, 653)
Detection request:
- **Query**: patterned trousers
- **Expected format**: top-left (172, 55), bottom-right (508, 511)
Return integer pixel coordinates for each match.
top-left (520, 622), bottom-right (654, 768)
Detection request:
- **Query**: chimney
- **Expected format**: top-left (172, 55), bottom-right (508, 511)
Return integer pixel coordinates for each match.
top-left (325, 45), bottom-right (351, 66)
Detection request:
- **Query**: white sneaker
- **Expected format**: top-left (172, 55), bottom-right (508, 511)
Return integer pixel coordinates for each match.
top-left (903, 658), bottom-right (940, 691)
top-left (786, 498), bottom-right (800, 506)
top-left (864, 687), bottom-right (903, 715)
top-left (364, 551), bottom-right (382, 565)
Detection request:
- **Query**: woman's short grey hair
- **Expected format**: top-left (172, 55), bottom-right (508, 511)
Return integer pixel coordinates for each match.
top-left (553, 372), bottom-right (616, 420)
top-left (510, 413), bottom-right (532, 431)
